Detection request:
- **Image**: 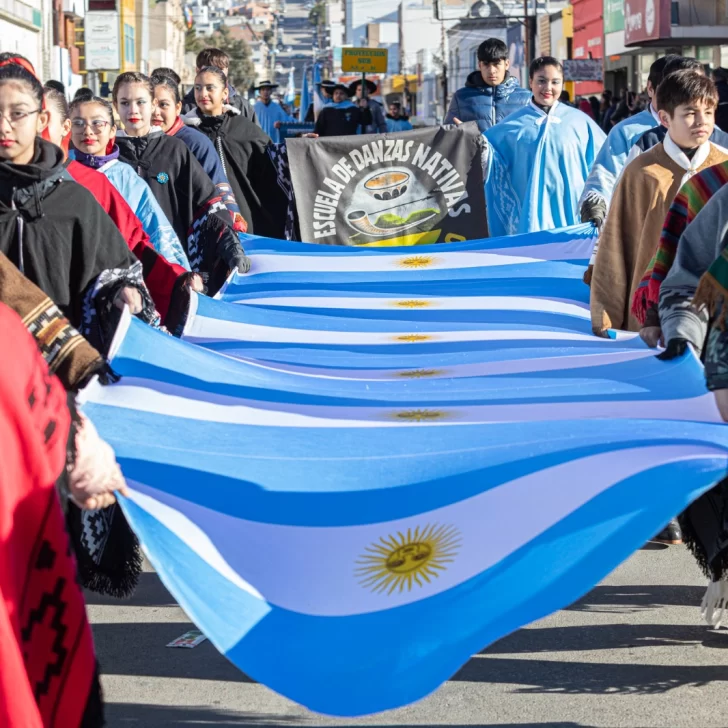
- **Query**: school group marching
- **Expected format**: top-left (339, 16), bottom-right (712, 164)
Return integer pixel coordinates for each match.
top-left (3, 36), bottom-right (728, 727)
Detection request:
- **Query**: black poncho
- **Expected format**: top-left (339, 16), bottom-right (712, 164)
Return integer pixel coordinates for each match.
top-left (116, 129), bottom-right (241, 292)
top-left (184, 107), bottom-right (289, 238)
top-left (314, 104), bottom-right (372, 137)
top-left (0, 139), bottom-right (150, 348)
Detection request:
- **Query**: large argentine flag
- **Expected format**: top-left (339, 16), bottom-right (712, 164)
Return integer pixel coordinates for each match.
top-left (81, 225), bottom-right (728, 717)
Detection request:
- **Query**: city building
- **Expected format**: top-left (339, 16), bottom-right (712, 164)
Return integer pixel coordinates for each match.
top-left (571, 0), bottom-right (603, 95)
top-left (147, 0), bottom-right (187, 77)
top-left (0, 0), bottom-right (44, 73)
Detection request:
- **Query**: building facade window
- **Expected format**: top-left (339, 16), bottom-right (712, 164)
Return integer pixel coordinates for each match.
top-left (124, 23), bottom-right (135, 64)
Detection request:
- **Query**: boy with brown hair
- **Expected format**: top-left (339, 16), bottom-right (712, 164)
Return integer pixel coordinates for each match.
top-left (181, 47), bottom-right (256, 122)
top-left (590, 70), bottom-right (728, 335)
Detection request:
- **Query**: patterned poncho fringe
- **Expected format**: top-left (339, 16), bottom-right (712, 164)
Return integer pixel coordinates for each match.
top-left (631, 161), bottom-right (728, 324)
top-left (0, 252), bottom-right (103, 391)
top-left (692, 247), bottom-right (728, 330)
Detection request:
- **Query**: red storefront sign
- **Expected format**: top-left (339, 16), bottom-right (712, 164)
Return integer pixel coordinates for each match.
top-left (571, 0), bottom-right (603, 31)
top-left (573, 24), bottom-right (603, 61)
top-left (571, 0), bottom-right (604, 96)
top-left (624, 0), bottom-right (670, 45)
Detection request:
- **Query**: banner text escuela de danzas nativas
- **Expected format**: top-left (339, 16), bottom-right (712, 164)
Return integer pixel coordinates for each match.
top-left (286, 123), bottom-right (487, 246)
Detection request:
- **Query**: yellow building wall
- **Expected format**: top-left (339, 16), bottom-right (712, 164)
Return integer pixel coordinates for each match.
top-left (563, 4), bottom-right (574, 101)
top-left (120, 0), bottom-right (137, 71)
top-left (563, 4), bottom-right (573, 37)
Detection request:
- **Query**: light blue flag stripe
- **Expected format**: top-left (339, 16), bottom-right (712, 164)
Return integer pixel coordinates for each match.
top-left (237, 223), bottom-right (597, 257)
top-left (78, 222), bottom-right (728, 717)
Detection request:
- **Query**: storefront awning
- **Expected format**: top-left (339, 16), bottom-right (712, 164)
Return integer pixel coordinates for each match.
top-left (382, 74), bottom-right (419, 95)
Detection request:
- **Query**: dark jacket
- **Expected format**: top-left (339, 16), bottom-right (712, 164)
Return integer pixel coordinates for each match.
top-left (172, 123), bottom-right (228, 186)
top-left (184, 107), bottom-right (289, 239)
top-left (362, 97), bottom-right (387, 134)
top-left (66, 158), bottom-right (188, 328)
top-left (444, 72), bottom-right (531, 132)
top-left (169, 121), bottom-right (248, 232)
top-left (181, 84), bottom-right (257, 124)
top-left (716, 79), bottom-right (728, 133)
top-left (0, 140), bottom-right (141, 338)
top-left (314, 103), bottom-right (372, 137)
top-left (116, 129), bottom-right (243, 294)
top-left (633, 124), bottom-right (728, 153)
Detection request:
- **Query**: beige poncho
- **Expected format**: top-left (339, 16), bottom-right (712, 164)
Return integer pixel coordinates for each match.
top-left (590, 137), bottom-right (728, 334)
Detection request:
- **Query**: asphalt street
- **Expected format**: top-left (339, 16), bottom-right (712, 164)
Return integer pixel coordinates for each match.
top-left (89, 541), bottom-right (728, 728)
top-left (273, 0), bottom-right (316, 92)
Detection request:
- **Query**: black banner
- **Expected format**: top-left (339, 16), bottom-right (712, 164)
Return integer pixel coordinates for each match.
top-left (286, 122), bottom-right (487, 246)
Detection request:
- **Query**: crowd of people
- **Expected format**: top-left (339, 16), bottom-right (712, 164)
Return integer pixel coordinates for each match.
top-left (4, 36), bottom-right (728, 726)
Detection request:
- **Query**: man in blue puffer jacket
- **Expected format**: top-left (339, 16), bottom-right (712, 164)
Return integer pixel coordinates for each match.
top-left (444, 38), bottom-right (531, 132)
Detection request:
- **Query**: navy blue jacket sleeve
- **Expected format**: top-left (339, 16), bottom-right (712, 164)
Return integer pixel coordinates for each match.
top-left (176, 125), bottom-right (228, 186)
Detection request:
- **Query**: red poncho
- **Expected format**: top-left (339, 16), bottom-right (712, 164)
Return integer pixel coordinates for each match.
top-left (0, 303), bottom-right (101, 727)
top-left (65, 160), bottom-right (186, 323)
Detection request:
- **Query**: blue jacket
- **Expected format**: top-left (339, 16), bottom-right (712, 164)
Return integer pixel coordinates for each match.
top-left (94, 157), bottom-right (190, 270)
top-left (445, 72), bottom-right (531, 132)
top-left (173, 123), bottom-right (228, 186)
top-left (385, 115), bottom-right (413, 133)
top-left (174, 120), bottom-right (248, 232)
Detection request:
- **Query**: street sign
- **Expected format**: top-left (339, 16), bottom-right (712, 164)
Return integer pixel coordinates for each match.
top-left (341, 48), bottom-right (388, 74)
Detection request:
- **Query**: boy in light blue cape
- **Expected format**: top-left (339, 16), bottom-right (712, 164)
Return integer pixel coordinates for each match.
top-left (483, 57), bottom-right (606, 238)
top-left (253, 81), bottom-right (294, 144)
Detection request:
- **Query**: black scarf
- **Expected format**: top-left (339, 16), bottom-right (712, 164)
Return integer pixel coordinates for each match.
top-left (116, 131), bottom-right (238, 294)
top-left (0, 139), bottom-right (142, 342)
top-left (184, 109), bottom-right (289, 239)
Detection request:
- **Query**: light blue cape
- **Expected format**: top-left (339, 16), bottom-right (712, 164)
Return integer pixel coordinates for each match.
top-left (579, 107), bottom-right (659, 207)
top-left (253, 99), bottom-right (295, 143)
top-left (484, 101), bottom-right (607, 237)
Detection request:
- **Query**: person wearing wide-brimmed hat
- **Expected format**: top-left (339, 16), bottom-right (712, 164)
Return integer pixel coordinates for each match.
top-left (314, 83), bottom-right (372, 137)
top-left (320, 79), bottom-right (337, 100)
top-left (253, 80), bottom-right (294, 143)
top-left (304, 79), bottom-right (336, 122)
top-left (348, 78), bottom-right (387, 133)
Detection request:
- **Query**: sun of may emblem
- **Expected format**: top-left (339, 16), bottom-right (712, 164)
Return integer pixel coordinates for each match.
top-left (392, 299), bottom-right (432, 309)
top-left (397, 255), bottom-right (439, 269)
top-left (356, 524), bottom-right (461, 594)
top-left (396, 369), bottom-right (445, 379)
top-left (392, 333), bottom-right (433, 343)
top-left (392, 408), bottom-right (448, 422)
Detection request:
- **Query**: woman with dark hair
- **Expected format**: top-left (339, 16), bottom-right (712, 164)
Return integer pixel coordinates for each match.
top-left (589, 95), bottom-right (601, 124)
top-left (68, 93), bottom-right (189, 268)
top-left (0, 299), bottom-right (127, 728)
top-left (183, 65), bottom-right (289, 239)
top-left (113, 71), bottom-right (249, 293)
top-left (150, 72), bottom-right (248, 232)
top-left (0, 63), bottom-right (149, 349)
top-left (43, 86), bottom-right (196, 332)
top-left (0, 61), bottom-right (149, 606)
top-left (483, 56), bottom-right (606, 236)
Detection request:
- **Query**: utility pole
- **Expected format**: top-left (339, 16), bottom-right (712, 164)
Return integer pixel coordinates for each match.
top-left (440, 19), bottom-right (448, 120)
top-left (523, 0), bottom-right (530, 72)
top-left (269, 9), bottom-right (278, 81)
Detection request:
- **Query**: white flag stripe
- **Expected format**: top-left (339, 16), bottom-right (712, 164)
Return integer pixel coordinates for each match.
top-left (244, 249), bottom-right (581, 275)
top-left (127, 486), bottom-right (265, 600)
top-left (235, 295), bottom-right (591, 318)
top-left (128, 445), bottom-right (727, 616)
top-left (83, 378), bottom-right (723, 427)
top-left (185, 314), bottom-right (609, 345)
